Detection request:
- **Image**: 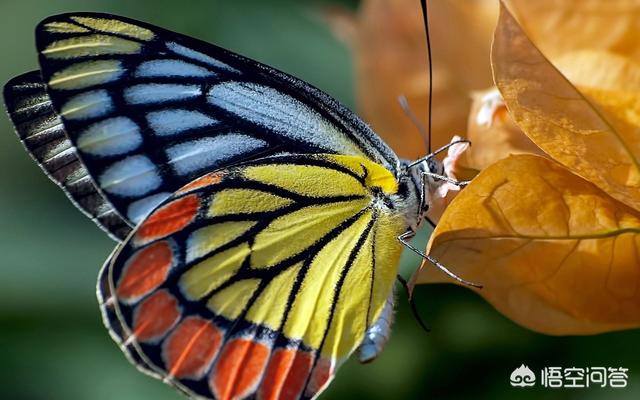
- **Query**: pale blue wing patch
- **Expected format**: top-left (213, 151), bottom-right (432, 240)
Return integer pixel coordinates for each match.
top-left (124, 84), bottom-right (202, 105)
top-left (166, 41), bottom-right (240, 73)
top-left (76, 117), bottom-right (142, 157)
top-left (126, 192), bottom-right (172, 224)
top-left (135, 59), bottom-right (216, 78)
top-left (60, 89), bottom-right (113, 120)
top-left (165, 134), bottom-right (267, 176)
top-left (98, 155), bottom-right (162, 197)
top-left (146, 109), bottom-right (218, 137)
top-left (207, 82), bottom-right (364, 157)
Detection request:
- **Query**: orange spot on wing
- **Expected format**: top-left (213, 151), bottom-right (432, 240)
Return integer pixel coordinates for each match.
top-left (133, 290), bottom-right (180, 342)
top-left (135, 194), bottom-right (200, 244)
top-left (258, 349), bottom-right (313, 400)
top-left (304, 357), bottom-right (334, 398)
top-left (177, 172), bottom-right (225, 194)
top-left (163, 316), bottom-right (223, 379)
top-left (116, 241), bottom-right (172, 302)
top-left (212, 339), bottom-right (270, 400)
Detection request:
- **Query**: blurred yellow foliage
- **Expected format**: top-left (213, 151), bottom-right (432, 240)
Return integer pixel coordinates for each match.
top-left (326, 0), bottom-right (496, 159)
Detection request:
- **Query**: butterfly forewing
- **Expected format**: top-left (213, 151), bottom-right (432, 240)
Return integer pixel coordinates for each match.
top-left (101, 154), bottom-right (409, 400)
top-left (3, 71), bottom-right (132, 239)
top-left (28, 12), bottom-right (400, 228)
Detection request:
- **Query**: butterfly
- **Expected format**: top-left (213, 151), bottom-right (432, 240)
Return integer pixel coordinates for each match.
top-left (3, 12), bottom-right (469, 400)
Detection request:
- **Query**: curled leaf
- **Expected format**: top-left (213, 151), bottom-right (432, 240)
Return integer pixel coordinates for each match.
top-left (414, 155), bottom-right (640, 335)
top-left (493, 2), bottom-right (640, 212)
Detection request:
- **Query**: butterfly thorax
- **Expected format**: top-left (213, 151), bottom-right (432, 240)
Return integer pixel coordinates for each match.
top-left (401, 157), bottom-right (445, 231)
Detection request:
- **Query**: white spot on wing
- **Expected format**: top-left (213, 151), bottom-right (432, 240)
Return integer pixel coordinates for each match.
top-left (135, 59), bottom-right (216, 78)
top-left (43, 139), bottom-right (73, 163)
top-left (127, 192), bottom-right (171, 224)
top-left (60, 90), bottom-right (113, 120)
top-left (77, 117), bottom-right (142, 156)
top-left (99, 155), bottom-right (162, 197)
top-left (64, 165), bottom-right (89, 186)
top-left (166, 42), bottom-right (239, 73)
top-left (207, 82), bottom-right (361, 155)
top-left (166, 134), bottom-right (266, 176)
top-left (146, 109), bottom-right (218, 136)
top-left (124, 84), bottom-right (201, 105)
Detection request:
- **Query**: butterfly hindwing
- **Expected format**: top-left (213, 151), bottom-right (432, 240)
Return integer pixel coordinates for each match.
top-left (100, 154), bottom-right (409, 400)
top-left (3, 71), bottom-right (132, 239)
top-left (26, 12), bottom-right (400, 228)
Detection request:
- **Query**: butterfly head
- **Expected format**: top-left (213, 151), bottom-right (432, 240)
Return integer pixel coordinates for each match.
top-left (401, 156), bottom-right (444, 230)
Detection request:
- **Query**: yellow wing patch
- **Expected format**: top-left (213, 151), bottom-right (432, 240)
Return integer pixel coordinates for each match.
top-left (41, 34), bottom-right (143, 59)
top-left (181, 244), bottom-right (251, 300)
top-left (282, 209), bottom-right (373, 352)
top-left (48, 60), bottom-right (123, 90)
top-left (71, 16), bottom-right (155, 41)
top-left (250, 200), bottom-right (370, 269)
top-left (187, 221), bottom-right (257, 262)
top-left (243, 163), bottom-right (367, 197)
top-left (245, 262), bottom-right (303, 329)
top-left (209, 189), bottom-right (294, 216)
top-left (43, 21), bottom-right (90, 33)
top-left (207, 279), bottom-right (260, 320)
top-left (43, 16), bottom-right (155, 40)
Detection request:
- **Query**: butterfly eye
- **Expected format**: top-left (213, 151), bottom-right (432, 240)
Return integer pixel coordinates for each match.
top-left (426, 157), bottom-right (442, 175)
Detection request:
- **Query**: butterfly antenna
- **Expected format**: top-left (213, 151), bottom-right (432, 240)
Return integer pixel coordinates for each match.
top-left (420, 0), bottom-right (434, 154)
top-left (397, 274), bottom-right (430, 333)
top-left (398, 95), bottom-right (429, 150)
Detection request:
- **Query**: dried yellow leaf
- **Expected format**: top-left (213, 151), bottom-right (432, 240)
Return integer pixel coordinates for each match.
top-left (554, 50), bottom-right (640, 92)
top-left (493, 2), bottom-right (640, 212)
top-left (414, 155), bottom-right (640, 335)
top-left (507, 0), bottom-right (640, 63)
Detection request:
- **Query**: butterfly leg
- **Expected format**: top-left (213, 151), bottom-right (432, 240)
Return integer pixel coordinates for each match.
top-left (422, 171), bottom-right (471, 188)
top-left (358, 291), bottom-right (395, 364)
top-left (397, 231), bottom-right (482, 288)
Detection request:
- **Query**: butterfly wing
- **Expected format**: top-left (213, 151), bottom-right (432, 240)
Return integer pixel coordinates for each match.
top-left (100, 153), bottom-right (410, 399)
top-left (3, 71), bottom-right (132, 239)
top-left (4, 12), bottom-right (400, 233)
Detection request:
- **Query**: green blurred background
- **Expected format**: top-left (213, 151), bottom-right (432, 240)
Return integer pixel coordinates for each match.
top-left (0, 0), bottom-right (638, 399)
